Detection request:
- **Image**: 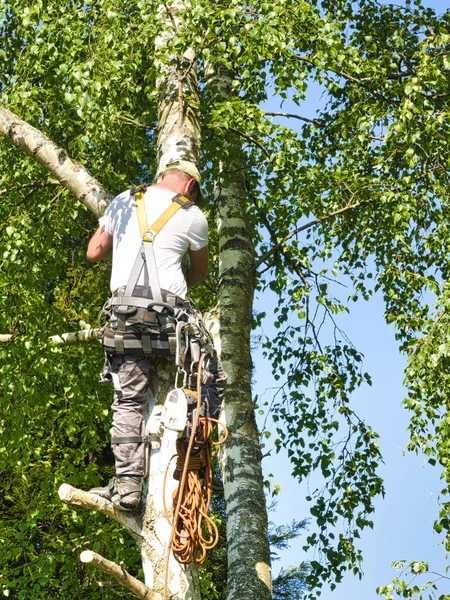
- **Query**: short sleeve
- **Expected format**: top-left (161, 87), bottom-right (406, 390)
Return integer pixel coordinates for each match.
top-left (98, 191), bottom-right (129, 235)
top-left (188, 209), bottom-right (208, 251)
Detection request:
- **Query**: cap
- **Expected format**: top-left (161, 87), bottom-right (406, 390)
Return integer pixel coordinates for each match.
top-left (155, 159), bottom-right (201, 183)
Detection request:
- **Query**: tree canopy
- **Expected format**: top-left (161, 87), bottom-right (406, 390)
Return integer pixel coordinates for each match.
top-left (0, 0), bottom-right (448, 598)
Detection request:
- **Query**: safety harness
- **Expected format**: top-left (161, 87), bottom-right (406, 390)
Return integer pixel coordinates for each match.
top-left (102, 185), bottom-right (194, 356)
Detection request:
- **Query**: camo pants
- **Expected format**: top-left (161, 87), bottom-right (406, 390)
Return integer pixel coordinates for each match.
top-left (107, 354), bottom-right (154, 477)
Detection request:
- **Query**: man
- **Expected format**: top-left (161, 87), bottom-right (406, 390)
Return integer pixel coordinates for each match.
top-left (86, 160), bottom-right (208, 511)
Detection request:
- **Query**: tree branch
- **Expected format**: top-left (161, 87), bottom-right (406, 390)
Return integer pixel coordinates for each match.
top-left (256, 201), bottom-right (363, 268)
top-left (293, 54), bottom-right (369, 84)
top-left (0, 328), bottom-right (101, 344)
top-left (49, 328), bottom-right (101, 344)
top-left (0, 107), bottom-right (110, 217)
top-left (264, 111), bottom-right (325, 126)
top-left (58, 484), bottom-right (143, 541)
top-left (228, 126), bottom-right (272, 160)
top-left (0, 180), bottom-right (56, 197)
top-left (80, 550), bottom-right (153, 599)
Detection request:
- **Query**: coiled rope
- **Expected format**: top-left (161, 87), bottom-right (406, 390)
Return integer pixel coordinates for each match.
top-left (163, 354), bottom-right (228, 598)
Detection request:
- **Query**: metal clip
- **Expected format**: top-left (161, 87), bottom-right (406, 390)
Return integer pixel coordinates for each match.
top-left (143, 231), bottom-right (155, 243)
top-left (174, 367), bottom-right (185, 389)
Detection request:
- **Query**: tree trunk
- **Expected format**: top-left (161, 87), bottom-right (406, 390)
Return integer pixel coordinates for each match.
top-left (206, 72), bottom-right (272, 599)
top-left (141, 362), bottom-right (200, 599)
top-left (154, 1), bottom-right (200, 171)
top-left (140, 1), bottom-right (202, 597)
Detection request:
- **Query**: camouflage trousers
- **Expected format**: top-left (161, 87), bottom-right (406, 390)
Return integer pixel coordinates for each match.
top-left (107, 354), bottom-right (165, 477)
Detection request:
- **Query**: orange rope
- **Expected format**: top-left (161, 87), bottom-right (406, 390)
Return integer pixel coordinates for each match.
top-left (171, 417), bottom-right (221, 565)
top-left (163, 356), bottom-right (227, 598)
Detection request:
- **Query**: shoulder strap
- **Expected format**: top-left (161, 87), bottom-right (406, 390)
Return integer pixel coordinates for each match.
top-left (123, 190), bottom-right (193, 305)
top-left (135, 191), bottom-right (193, 242)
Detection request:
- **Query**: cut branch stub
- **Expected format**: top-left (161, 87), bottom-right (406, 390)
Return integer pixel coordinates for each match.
top-left (0, 329), bottom-right (101, 345)
top-left (58, 484), bottom-right (143, 541)
top-left (80, 550), bottom-right (154, 600)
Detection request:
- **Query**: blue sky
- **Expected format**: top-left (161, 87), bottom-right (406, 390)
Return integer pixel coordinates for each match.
top-left (255, 1), bottom-right (448, 597)
top-left (257, 291), bottom-right (447, 598)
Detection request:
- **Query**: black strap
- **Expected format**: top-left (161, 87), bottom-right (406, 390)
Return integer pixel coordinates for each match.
top-left (112, 435), bottom-right (144, 444)
top-left (172, 193), bottom-right (195, 209)
top-left (111, 434), bottom-right (160, 446)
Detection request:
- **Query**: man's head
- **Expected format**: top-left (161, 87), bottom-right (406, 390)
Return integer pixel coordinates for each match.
top-left (156, 160), bottom-right (201, 202)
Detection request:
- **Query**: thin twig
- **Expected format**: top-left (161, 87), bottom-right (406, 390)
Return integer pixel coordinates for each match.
top-left (256, 201), bottom-right (364, 268)
top-left (161, 0), bottom-right (178, 31)
top-left (228, 127), bottom-right (272, 160)
top-left (264, 111), bottom-right (325, 127)
top-left (0, 180), bottom-right (53, 197)
top-left (114, 114), bottom-right (151, 129)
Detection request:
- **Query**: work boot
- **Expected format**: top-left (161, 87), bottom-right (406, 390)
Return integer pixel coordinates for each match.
top-left (88, 478), bottom-right (120, 505)
top-left (116, 475), bottom-right (143, 512)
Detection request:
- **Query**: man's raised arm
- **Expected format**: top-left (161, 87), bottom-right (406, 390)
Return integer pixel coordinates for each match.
top-left (86, 227), bottom-right (113, 262)
top-left (186, 246), bottom-right (208, 287)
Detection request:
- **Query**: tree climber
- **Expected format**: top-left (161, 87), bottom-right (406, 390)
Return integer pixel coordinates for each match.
top-left (86, 161), bottom-right (209, 512)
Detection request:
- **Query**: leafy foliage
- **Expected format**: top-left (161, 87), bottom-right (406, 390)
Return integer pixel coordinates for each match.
top-left (377, 560), bottom-right (450, 600)
top-left (0, 0), bottom-right (448, 597)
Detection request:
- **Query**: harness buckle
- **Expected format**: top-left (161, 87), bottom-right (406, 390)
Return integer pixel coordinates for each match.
top-left (143, 231), bottom-right (155, 242)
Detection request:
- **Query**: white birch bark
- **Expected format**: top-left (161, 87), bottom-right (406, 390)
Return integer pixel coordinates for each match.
top-left (0, 107), bottom-right (110, 216)
top-left (141, 363), bottom-right (200, 600)
top-left (0, 329), bottom-right (101, 344)
top-left (80, 550), bottom-right (153, 599)
top-left (154, 1), bottom-right (199, 173)
top-left (206, 70), bottom-right (272, 599)
top-left (140, 1), bottom-right (201, 597)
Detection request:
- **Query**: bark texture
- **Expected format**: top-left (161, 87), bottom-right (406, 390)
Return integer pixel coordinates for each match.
top-left (207, 73), bottom-right (272, 599)
top-left (0, 107), bottom-right (109, 216)
top-left (154, 1), bottom-right (200, 172)
top-left (139, 2), bottom-right (202, 597)
top-left (141, 362), bottom-right (200, 599)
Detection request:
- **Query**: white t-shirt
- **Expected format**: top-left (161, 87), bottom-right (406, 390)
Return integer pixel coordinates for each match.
top-left (99, 186), bottom-right (208, 298)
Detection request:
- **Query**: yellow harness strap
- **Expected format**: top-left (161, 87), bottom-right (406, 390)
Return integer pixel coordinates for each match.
top-left (135, 190), bottom-right (191, 242)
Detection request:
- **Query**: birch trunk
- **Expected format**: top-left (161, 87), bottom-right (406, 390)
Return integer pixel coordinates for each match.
top-left (140, 1), bottom-right (201, 597)
top-left (155, 1), bottom-right (199, 171)
top-left (141, 363), bottom-right (200, 599)
top-left (206, 72), bottom-right (272, 599)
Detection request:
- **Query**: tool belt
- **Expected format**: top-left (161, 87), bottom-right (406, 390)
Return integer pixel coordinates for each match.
top-left (102, 286), bottom-right (190, 356)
